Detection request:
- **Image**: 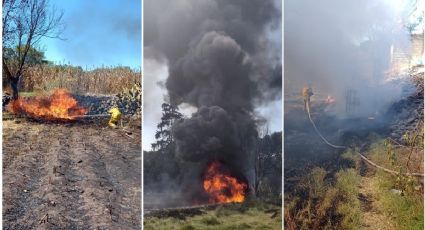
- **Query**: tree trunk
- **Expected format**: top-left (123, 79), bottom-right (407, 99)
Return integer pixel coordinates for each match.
top-left (10, 76), bottom-right (20, 100)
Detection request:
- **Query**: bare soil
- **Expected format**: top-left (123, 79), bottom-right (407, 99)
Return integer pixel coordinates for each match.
top-left (3, 119), bottom-right (141, 229)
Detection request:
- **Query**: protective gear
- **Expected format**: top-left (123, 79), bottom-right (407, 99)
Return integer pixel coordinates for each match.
top-left (3, 93), bottom-right (12, 107)
top-left (302, 86), bottom-right (313, 111)
top-left (108, 107), bottom-right (121, 128)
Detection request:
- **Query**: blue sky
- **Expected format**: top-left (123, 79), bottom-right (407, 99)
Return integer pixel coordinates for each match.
top-left (40, 0), bottom-right (141, 69)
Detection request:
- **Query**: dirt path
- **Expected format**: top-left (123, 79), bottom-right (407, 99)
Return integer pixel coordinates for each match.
top-left (358, 160), bottom-right (396, 230)
top-left (3, 120), bottom-right (141, 229)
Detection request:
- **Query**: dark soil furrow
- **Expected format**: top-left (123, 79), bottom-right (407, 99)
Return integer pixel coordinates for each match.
top-left (3, 121), bottom-right (141, 229)
top-left (3, 124), bottom-right (55, 229)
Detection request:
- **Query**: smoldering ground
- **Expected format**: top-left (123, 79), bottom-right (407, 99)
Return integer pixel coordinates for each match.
top-left (285, 0), bottom-right (414, 117)
top-left (284, 0), bottom-right (419, 152)
top-left (284, 0), bottom-right (423, 198)
top-left (144, 0), bottom-right (281, 208)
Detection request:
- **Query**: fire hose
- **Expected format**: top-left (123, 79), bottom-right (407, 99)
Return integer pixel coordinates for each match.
top-left (71, 114), bottom-right (110, 118)
top-left (71, 109), bottom-right (133, 138)
top-left (70, 107), bottom-right (121, 126)
top-left (305, 100), bottom-right (424, 177)
top-left (305, 101), bottom-right (346, 149)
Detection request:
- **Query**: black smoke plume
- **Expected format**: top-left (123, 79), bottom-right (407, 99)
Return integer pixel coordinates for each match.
top-left (144, 0), bottom-right (281, 205)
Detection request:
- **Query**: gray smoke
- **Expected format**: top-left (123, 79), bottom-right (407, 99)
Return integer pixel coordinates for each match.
top-left (144, 0), bottom-right (281, 203)
top-left (285, 0), bottom-right (413, 117)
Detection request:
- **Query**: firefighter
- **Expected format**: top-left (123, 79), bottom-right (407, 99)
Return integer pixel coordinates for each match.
top-left (2, 92), bottom-right (12, 107)
top-left (302, 85), bottom-right (313, 112)
top-left (108, 107), bottom-right (121, 128)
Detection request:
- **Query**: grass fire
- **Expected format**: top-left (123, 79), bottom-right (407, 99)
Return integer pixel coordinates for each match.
top-left (284, 0), bottom-right (424, 229)
top-left (8, 89), bottom-right (87, 121)
top-left (2, 0), bottom-right (141, 229)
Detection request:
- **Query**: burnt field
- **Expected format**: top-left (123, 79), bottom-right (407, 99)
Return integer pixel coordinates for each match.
top-left (284, 98), bottom-right (390, 192)
top-left (284, 81), bottom-right (423, 184)
top-left (284, 82), bottom-right (424, 229)
top-left (3, 94), bottom-right (141, 229)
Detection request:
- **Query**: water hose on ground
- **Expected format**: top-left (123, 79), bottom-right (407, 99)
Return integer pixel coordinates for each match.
top-left (305, 100), bottom-right (423, 177)
top-left (357, 153), bottom-right (424, 177)
top-left (306, 101), bottom-right (346, 149)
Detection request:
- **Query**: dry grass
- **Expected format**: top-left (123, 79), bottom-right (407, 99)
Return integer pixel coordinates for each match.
top-left (284, 160), bottom-right (362, 230)
top-left (7, 65), bottom-right (140, 95)
top-left (411, 68), bottom-right (424, 97)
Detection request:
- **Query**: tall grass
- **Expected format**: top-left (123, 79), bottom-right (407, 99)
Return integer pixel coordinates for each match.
top-left (10, 64), bottom-right (140, 95)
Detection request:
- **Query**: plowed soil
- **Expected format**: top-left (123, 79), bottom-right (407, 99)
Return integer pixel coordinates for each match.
top-left (3, 119), bottom-right (141, 229)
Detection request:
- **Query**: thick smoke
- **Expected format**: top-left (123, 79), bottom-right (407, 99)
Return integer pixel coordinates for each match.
top-left (144, 0), bottom-right (281, 203)
top-left (167, 31), bottom-right (256, 110)
top-left (285, 0), bottom-right (413, 117)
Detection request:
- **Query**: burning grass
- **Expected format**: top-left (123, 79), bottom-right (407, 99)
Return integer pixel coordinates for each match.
top-left (7, 88), bottom-right (87, 121)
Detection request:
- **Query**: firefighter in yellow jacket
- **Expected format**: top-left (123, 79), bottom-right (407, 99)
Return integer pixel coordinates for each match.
top-left (302, 85), bottom-right (313, 112)
top-left (108, 107), bottom-right (121, 128)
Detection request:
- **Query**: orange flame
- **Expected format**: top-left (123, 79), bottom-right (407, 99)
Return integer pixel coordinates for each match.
top-left (8, 89), bottom-right (87, 121)
top-left (325, 95), bottom-right (335, 104)
top-left (203, 161), bottom-right (247, 204)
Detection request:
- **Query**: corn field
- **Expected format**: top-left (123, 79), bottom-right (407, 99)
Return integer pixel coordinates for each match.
top-left (16, 65), bottom-right (141, 95)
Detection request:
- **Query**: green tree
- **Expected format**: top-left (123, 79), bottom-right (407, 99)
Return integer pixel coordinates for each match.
top-left (2, 0), bottom-right (64, 99)
top-left (4, 46), bottom-right (48, 66)
top-left (151, 103), bottom-right (183, 151)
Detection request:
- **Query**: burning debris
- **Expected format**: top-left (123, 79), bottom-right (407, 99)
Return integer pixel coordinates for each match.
top-left (325, 95), bottom-right (335, 104)
top-left (203, 161), bottom-right (248, 204)
top-left (7, 89), bottom-right (87, 121)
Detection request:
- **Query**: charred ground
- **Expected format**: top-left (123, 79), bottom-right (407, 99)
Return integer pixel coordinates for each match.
top-left (284, 74), bottom-right (424, 229)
